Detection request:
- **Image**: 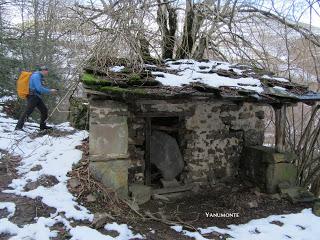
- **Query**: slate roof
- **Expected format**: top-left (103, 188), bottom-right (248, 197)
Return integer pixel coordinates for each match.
top-left (82, 59), bottom-right (320, 105)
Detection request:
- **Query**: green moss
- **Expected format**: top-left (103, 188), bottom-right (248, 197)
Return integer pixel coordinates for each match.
top-left (129, 73), bottom-right (141, 81)
top-left (122, 68), bottom-right (132, 74)
top-left (82, 73), bottom-right (98, 82)
top-left (99, 86), bottom-right (147, 96)
top-left (100, 86), bottom-right (129, 93)
top-left (133, 88), bottom-right (146, 94)
top-left (82, 73), bottom-right (112, 86)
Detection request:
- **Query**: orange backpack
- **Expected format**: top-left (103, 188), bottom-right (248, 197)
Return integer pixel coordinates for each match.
top-left (17, 71), bottom-right (32, 99)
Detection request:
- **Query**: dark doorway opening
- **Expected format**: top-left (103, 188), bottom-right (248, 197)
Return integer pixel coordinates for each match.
top-left (144, 116), bottom-right (184, 187)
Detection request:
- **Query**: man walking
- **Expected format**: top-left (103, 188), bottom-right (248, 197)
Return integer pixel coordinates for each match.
top-left (15, 66), bottom-right (57, 131)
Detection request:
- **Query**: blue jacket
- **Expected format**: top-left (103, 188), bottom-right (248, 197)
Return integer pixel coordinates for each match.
top-left (29, 71), bottom-right (50, 96)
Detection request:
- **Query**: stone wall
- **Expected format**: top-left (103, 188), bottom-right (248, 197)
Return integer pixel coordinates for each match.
top-left (127, 116), bottom-right (145, 184)
top-left (127, 99), bottom-right (265, 185)
top-left (68, 97), bottom-right (89, 130)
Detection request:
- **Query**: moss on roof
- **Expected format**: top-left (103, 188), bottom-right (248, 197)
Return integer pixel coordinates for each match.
top-left (99, 86), bottom-right (147, 95)
top-left (81, 73), bottom-right (112, 86)
top-left (81, 60), bottom-right (320, 104)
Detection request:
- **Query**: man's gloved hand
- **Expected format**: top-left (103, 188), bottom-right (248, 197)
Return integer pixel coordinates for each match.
top-left (50, 89), bottom-right (58, 94)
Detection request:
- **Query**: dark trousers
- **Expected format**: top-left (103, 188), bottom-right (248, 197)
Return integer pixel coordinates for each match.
top-left (16, 95), bottom-right (48, 129)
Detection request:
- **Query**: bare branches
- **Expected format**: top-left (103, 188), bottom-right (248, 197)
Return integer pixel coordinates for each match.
top-left (239, 5), bottom-right (320, 48)
top-left (284, 103), bottom-right (320, 192)
top-left (69, 0), bottom-right (320, 82)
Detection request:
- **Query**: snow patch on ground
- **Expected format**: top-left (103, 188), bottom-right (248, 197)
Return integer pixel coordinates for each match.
top-left (172, 209), bottom-right (320, 240)
top-left (0, 96), bottom-right (319, 239)
top-left (0, 202), bottom-right (16, 218)
top-left (0, 98), bottom-right (141, 239)
top-left (0, 95), bottom-right (16, 103)
top-left (0, 217), bottom-right (59, 240)
top-left (105, 222), bottom-right (144, 239)
top-left (1, 124), bottom-right (92, 221)
top-left (69, 223), bottom-right (144, 240)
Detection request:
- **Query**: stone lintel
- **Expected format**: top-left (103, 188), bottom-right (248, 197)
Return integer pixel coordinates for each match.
top-left (90, 99), bottom-right (128, 110)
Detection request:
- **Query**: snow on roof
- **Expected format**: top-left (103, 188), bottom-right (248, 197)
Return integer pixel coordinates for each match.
top-left (152, 59), bottom-right (266, 93)
top-left (84, 59), bottom-right (320, 104)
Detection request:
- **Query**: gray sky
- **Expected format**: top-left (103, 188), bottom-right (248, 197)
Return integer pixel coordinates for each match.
top-left (5, 0), bottom-right (320, 28)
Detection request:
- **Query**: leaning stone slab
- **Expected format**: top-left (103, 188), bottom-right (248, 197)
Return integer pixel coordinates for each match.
top-left (150, 130), bottom-right (184, 180)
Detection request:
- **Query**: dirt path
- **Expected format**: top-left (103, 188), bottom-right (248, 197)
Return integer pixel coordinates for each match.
top-left (0, 140), bottom-right (313, 240)
top-left (66, 140), bottom-right (313, 240)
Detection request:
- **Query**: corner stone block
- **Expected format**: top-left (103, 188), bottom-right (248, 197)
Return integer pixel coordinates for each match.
top-left (89, 160), bottom-right (129, 198)
top-left (241, 146), bottom-right (298, 193)
top-left (266, 163), bottom-right (297, 193)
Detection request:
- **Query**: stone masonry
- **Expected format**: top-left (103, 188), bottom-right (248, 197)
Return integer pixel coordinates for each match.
top-left (88, 98), bottom-right (265, 197)
top-left (127, 99), bottom-right (265, 186)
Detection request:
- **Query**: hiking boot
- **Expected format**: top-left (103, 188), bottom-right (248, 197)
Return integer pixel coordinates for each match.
top-left (40, 125), bottom-right (53, 130)
top-left (14, 127), bottom-right (26, 133)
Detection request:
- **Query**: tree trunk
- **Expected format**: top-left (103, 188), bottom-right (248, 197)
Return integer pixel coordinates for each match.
top-left (156, 0), bottom-right (177, 60)
top-left (176, 0), bottom-right (194, 59)
top-left (176, 0), bottom-right (205, 59)
top-left (32, 0), bottom-right (40, 66)
top-left (193, 36), bottom-right (206, 60)
top-left (138, 34), bottom-right (155, 64)
top-left (274, 105), bottom-right (287, 153)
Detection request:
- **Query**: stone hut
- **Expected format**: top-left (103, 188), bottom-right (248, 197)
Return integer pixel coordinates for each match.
top-left (81, 59), bottom-right (320, 200)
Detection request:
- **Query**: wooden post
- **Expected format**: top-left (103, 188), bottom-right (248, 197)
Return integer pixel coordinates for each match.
top-left (144, 117), bottom-right (151, 185)
top-left (274, 105), bottom-right (287, 152)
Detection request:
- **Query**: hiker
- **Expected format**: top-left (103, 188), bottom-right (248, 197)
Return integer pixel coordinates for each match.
top-left (15, 66), bottom-right (58, 131)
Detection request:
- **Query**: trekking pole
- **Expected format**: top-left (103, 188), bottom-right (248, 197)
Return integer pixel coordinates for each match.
top-left (48, 81), bottom-right (79, 119)
top-left (48, 63), bottom-right (86, 120)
